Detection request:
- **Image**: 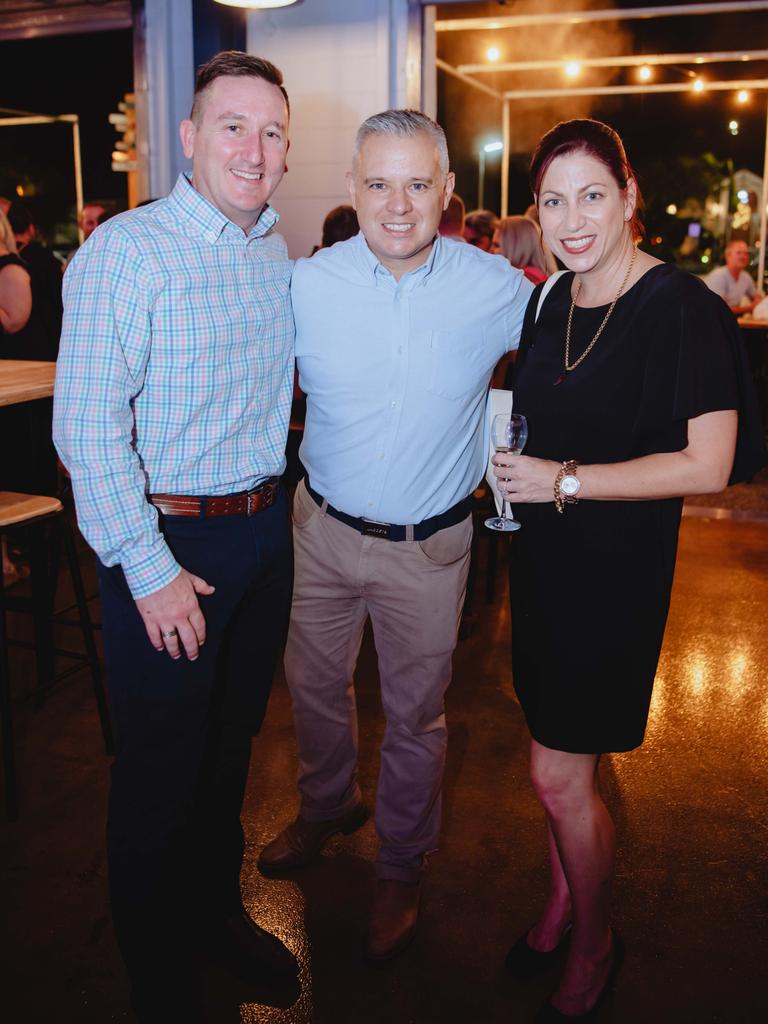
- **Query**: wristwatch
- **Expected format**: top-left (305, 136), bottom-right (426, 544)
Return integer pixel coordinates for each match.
top-left (554, 460), bottom-right (580, 513)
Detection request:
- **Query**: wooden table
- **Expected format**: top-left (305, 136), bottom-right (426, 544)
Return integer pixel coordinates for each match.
top-left (0, 360), bottom-right (56, 407)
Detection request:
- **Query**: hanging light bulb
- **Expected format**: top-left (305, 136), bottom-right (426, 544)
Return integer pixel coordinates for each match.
top-left (564, 61), bottom-right (582, 78)
top-left (213, 1), bottom-right (300, 9)
top-left (638, 64), bottom-right (652, 82)
top-left (486, 46), bottom-right (501, 62)
top-left (692, 78), bottom-right (704, 93)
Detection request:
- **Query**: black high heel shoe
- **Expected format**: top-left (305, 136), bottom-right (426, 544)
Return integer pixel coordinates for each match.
top-left (504, 922), bottom-right (572, 979)
top-left (535, 929), bottom-right (625, 1022)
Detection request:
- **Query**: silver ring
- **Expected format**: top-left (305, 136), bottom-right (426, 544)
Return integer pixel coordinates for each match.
top-left (161, 628), bottom-right (179, 639)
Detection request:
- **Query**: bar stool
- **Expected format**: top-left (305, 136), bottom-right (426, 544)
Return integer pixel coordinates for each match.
top-left (0, 491), bottom-right (113, 820)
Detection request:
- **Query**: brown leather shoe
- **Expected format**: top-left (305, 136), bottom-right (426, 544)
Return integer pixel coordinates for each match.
top-left (365, 879), bottom-right (421, 962)
top-left (257, 802), bottom-right (369, 876)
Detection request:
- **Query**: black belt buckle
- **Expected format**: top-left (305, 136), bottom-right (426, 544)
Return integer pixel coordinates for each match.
top-left (360, 518), bottom-right (391, 539)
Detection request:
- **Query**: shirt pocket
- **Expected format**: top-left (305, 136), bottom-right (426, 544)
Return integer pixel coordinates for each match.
top-left (427, 327), bottom-right (493, 401)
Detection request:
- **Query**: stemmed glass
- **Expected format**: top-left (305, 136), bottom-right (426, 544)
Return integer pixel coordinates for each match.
top-left (485, 413), bottom-right (528, 532)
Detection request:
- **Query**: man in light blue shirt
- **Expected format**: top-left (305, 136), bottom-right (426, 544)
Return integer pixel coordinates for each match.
top-left (259, 110), bottom-right (532, 959)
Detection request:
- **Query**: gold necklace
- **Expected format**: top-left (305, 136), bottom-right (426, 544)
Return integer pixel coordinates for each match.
top-left (554, 246), bottom-right (638, 386)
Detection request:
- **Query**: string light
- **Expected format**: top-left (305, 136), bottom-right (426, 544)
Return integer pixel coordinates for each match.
top-left (486, 46), bottom-right (501, 62)
top-left (666, 204), bottom-right (678, 215)
top-left (729, 119), bottom-right (739, 136)
top-left (638, 65), bottom-right (652, 82)
top-left (692, 78), bottom-right (704, 93)
top-left (737, 89), bottom-right (750, 103)
top-left (564, 61), bottom-right (582, 78)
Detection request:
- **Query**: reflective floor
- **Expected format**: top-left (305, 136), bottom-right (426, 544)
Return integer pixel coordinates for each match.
top-left (1, 513), bottom-right (767, 1022)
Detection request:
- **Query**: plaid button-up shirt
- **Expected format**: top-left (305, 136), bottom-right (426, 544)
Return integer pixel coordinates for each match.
top-left (54, 174), bottom-right (294, 598)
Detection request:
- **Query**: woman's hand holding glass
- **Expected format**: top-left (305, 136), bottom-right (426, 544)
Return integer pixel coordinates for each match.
top-left (492, 448), bottom-right (561, 506)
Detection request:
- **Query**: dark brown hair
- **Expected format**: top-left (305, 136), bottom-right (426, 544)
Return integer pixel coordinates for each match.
top-left (190, 51), bottom-right (289, 123)
top-left (530, 119), bottom-right (644, 240)
top-left (321, 205), bottom-right (359, 248)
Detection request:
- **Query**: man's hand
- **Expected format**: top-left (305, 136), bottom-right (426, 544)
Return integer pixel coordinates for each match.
top-left (135, 569), bottom-right (215, 661)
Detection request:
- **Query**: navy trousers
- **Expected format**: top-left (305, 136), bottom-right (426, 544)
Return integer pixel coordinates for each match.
top-left (97, 490), bottom-right (291, 1011)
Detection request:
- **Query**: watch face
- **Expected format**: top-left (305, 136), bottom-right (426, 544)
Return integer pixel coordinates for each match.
top-left (561, 474), bottom-right (580, 497)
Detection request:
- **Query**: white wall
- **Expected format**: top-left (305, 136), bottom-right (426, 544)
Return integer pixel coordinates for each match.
top-left (247, 0), bottom-right (419, 259)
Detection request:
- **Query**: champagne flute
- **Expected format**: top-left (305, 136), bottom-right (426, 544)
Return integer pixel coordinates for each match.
top-left (485, 413), bottom-right (528, 532)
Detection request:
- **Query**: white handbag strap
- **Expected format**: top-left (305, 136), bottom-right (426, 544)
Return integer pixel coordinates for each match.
top-left (534, 269), bottom-right (567, 322)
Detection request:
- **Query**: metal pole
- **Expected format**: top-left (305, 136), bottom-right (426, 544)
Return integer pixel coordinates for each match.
top-left (501, 99), bottom-right (510, 219)
top-left (71, 118), bottom-right (84, 246)
top-left (758, 94), bottom-right (768, 291)
top-left (459, 48), bottom-right (768, 75)
top-left (436, 2), bottom-right (768, 32)
top-left (478, 150), bottom-right (485, 210)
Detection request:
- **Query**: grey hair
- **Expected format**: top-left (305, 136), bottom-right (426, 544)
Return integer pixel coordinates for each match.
top-left (353, 109), bottom-right (450, 176)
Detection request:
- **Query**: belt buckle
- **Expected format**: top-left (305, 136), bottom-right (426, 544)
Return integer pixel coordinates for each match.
top-left (247, 481), bottom-right (276, 516)
top-left (360, 518), bottom-right (391, 539)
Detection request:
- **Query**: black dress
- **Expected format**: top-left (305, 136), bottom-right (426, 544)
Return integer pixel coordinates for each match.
top-left (509, 263), bottom-right (759, 754)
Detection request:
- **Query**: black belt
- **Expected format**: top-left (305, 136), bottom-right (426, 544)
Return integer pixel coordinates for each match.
top-left (304, 479), bottom-right (472, 542)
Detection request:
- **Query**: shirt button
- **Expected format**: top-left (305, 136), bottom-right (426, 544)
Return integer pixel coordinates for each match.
top-left (391, 401), bottom-right (396, 408)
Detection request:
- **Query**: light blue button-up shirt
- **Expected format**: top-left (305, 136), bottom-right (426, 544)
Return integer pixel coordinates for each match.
top-left (54, 174), bottom-right (294, 598)
top-left (293, 232), bottom-right (532, 523)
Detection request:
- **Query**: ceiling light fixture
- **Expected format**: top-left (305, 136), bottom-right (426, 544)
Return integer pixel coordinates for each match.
top-left (213, 0), bottom-right (300, 10)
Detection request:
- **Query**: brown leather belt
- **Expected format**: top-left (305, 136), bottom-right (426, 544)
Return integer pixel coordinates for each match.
top-left (149, 478), bottom-right (280, 518)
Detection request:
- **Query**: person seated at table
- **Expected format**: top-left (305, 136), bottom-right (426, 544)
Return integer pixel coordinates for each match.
top-left (439, 192), bottom-right (466, 239)
top-left (705, 239), bottom-right (764, 315)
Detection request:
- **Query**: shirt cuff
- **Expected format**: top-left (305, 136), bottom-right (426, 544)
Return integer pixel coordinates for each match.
top-left (121, 542), bottom-right (182, 600)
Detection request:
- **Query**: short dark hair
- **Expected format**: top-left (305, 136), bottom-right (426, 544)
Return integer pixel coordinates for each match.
top-left (464, 209), bottom-right (497, 241)
top-left (530, 118), bottom-right (644, 240)
top-left (7, 200), bottom-right (33, 235)
top-left (190, 50), bottom-right (289, 123)
top-left (321, 205), bottom-right (359, 248)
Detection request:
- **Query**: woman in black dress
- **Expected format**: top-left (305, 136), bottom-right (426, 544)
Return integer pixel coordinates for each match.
top-left (493, 120), bottom-right (758, 1021)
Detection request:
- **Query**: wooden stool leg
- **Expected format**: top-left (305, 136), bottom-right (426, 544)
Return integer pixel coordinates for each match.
top-left (61, 522), bottom-right (113, 755)
top-left (28, 523), bottom-right (56, 708)
top-left (0, 571), bottom-right (19, 820)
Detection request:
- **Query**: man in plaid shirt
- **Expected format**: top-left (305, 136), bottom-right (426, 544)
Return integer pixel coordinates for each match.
top-left (54, 52), bottom-right (297, 1021)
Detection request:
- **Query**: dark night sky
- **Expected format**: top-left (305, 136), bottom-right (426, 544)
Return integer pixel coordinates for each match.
top-left (0, 28), bottom-right (133, 233)
top-left (437, 0), bottom-right (768, 215)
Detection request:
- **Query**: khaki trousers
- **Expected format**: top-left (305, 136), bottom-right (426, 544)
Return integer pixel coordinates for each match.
top-left (284, 479), bottom-right (472, 882)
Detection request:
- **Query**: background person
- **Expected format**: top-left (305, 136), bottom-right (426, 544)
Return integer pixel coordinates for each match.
top-left (463, 207), bottom-right (497, 250)
top-left (492, 214), bottom-right (550, 285)
top-left (705, 239), bottom-right (764, 315)
top-left (54, 51), bottom-right (298, 1022)
top-left (492, 118), bottom-right (763, 1022)
top-left (0, 207), bottom-right (33, 588)
top-left (320, 203), bottom-right (359, 248)
top-left (438, 191), bottom-right (466, 238)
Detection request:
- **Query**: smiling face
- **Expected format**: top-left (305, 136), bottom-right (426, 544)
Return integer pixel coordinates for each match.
top-left (537, 149), bottom-right (635, 276)
top-left (347, 132), bottom-right (454, 280)
top-left (180, 74), bottom-right (289, 233)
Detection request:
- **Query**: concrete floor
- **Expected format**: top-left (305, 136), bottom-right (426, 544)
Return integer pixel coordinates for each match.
top-left (1, 512), bottom-right (767, 1023)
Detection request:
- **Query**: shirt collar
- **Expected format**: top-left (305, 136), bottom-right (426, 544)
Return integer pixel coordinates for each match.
top-left (356, 229), bottom-right (442, 286)
top-left (167, 173), bottom-right (280, 244)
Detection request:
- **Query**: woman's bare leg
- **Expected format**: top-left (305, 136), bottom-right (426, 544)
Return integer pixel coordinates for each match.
top-left (527, 817), bottom-right (572, 951)
top-left (529, 738), bottom-right (617, 1015)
